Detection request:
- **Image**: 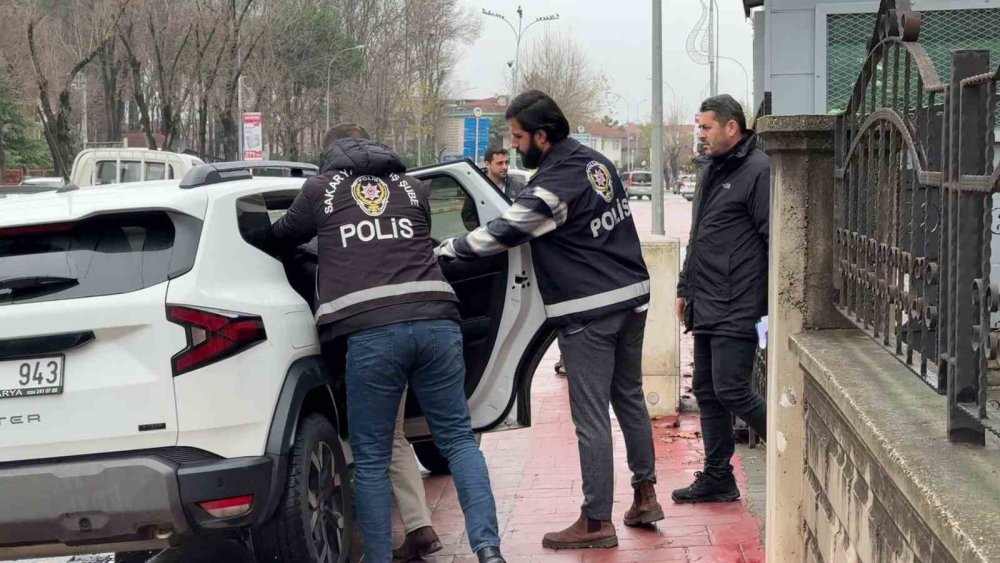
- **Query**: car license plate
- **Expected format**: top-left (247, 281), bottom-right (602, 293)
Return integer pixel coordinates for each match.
top-left (0, 355), bottom-right (64, 399)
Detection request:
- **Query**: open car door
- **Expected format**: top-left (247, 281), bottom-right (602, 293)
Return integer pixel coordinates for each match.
top-left (405, 160), bottom-right (551, 438)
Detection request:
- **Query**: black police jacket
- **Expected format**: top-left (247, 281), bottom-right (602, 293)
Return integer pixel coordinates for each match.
top-left (272, 138), bottom-right (459, 341)
top-left (678, 133), bottom-right (770, 339)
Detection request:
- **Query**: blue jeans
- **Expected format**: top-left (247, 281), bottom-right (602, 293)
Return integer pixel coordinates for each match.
top-left (345, 319), bottom-right (499, 562)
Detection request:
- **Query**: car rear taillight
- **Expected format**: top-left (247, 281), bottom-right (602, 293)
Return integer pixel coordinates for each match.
top-left (198, 495), bottom-right (254, 518)
top-left (167, 305), bottom-right (266, 376)
top-left (627, 175), bottom-right (634, 187)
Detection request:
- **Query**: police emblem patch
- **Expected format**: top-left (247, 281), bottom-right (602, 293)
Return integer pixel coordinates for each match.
top-left (351, 176), bottom-right (391, 216)
top-left (586, 161), bottom-right (614, 203)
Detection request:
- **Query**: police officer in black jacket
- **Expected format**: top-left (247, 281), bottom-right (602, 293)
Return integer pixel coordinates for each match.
top-left (438, 91), bottom-right (663, 550)
top-left (673, 95), bottom-right (770, 504)
top-left (272, 124), bottom-right (505, 563)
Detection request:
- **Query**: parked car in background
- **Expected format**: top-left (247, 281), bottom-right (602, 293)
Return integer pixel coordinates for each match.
top-left (680, 181), bottom-right (696, 201)
top-left (70, 148), bottom-right (204, 188)
top-left (621, 170), bottom-right (653, 199)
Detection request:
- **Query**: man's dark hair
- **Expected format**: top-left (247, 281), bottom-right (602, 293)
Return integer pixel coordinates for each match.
top-left (505, 90), bottom-right (570, 143)
top-left (699, 95), bottom-right (747, 133)
top-left (484, 146), bottom-right (508, 163)
top-left (322, 123), bottom-right (371, 148)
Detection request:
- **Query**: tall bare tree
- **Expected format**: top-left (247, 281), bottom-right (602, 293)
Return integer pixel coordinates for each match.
top-left (22, 0), bottom-right (130, 175)
top-left (518, 32), bottom-right (608, 126)
top-left (663, 103), bottom-right (690, 186)
top-left (118, 18), bottom-right (158, 149)
top-left (145, 0), bottom-right (194, 150)
top-left (0, 0), bottom-right (480, 168)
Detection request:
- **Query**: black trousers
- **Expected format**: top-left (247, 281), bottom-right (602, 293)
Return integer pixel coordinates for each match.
top-left (692, 334), bottom-right (767, 478)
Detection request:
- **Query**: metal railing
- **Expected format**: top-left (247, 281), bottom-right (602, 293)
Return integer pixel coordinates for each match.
top-left (832, 0), bottom-right (999, 444)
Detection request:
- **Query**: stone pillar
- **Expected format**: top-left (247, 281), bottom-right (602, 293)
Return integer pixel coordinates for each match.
top-left (756, 115), bottom-right (852, 562)
top-left (639, 235), bottom-right (682, 417)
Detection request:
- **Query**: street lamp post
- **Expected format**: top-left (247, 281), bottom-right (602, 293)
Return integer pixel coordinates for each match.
top-left (482, 6), bottom-right (560, 94)
top-left (325, 45), bottom-right (367, 131)
top-left (716, 55), bottom-right (751, 107)
top-left (652, 0), bottom-right (665, 236)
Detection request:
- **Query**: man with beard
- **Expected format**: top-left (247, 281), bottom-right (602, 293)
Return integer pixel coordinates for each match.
top-left (437, 91), bottom-right (662, 550)
top-left (273, 124), bottom-right (506, 563)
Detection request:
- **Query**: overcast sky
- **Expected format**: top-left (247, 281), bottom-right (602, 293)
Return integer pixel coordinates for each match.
top-left (451, 0), bottom-right (755, 126)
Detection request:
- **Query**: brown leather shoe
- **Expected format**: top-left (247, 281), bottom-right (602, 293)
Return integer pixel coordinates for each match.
top-left (392, 526), bottom-right (443, 560)
top-left (542, 512), bottom-right (618, 549)
top-left (623, 481), bottom-right (665, 527)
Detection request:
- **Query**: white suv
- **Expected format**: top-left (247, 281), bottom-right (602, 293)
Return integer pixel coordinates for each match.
top-left (0, 160), bottom-right (551, 562)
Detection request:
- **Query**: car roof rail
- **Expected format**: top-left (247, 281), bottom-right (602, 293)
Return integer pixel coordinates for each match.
top-left (179, 161), bottom-right (319, 189)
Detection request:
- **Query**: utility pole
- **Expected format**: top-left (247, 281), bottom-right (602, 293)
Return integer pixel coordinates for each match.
top-left (708, 0), bottom-right (717, 97)
top-left (652, 0), bottom-right (665, 235)
top-left (236, 10), bottom-right (243, 160)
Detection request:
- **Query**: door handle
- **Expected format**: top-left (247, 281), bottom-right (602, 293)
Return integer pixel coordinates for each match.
top-left (514, 273), bottom-right (530, 287)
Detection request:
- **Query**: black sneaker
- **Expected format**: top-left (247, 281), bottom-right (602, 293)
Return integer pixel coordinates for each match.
top-left (671, 471), bottom-right (740, 504)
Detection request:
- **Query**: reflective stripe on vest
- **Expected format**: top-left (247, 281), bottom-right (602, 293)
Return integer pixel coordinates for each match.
top-left (543, 280), bottom-right (651, 318)
top-left (315, 280), bottom-right (456, 320)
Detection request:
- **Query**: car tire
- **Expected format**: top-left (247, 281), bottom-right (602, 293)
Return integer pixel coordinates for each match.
top-left (253, 414), bottom-right (353, 563)
top-left (413, 434), bottom-right (482, 476)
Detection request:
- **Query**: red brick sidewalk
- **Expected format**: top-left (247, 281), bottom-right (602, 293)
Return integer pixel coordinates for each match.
top-left (395, 343), bottom-right (765, 563)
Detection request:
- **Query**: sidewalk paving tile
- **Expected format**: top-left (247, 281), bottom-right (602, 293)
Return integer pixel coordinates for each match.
top-left (395, 344), bottom-right (766, 563)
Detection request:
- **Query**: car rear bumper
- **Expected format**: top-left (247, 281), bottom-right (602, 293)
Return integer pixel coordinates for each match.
top-left (0, 450), bottom-right (272, 559)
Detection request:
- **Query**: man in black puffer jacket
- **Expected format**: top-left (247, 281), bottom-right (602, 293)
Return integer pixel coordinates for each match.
top-left (272, 124), bottom-right (505, 563)
top-left (673, 95), bottom-right (770, 505)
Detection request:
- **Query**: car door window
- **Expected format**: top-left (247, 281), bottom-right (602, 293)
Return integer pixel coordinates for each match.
top-left (95, 161), bottom-right (118, 185)
top-left (146, 162), bottom-right (167, 181)
top-left (121, 160), bottom-right (142, 183)
top-left (425, 175), bottom-right (480, 239)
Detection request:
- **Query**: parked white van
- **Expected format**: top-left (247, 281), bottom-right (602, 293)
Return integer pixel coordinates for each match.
top-left (70, 148), bottom-right (205, 188)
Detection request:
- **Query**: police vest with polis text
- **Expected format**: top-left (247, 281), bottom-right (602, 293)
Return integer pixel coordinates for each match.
top-left (528, 137), bottom-right (650, 326)
top-left (305, 163), bottom-right (458, 340)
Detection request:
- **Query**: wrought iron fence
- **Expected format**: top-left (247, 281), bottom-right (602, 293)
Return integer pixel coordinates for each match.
top-left (832, 0), bottom-right (999, 444)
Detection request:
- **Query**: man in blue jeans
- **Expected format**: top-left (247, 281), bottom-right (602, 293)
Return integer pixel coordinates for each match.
top-left (272, 124), bottom-right (505, 563)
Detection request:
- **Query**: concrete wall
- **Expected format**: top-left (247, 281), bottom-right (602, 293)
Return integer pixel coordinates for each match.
top-left (792, 330), bottom-right (1000, 563)
top-left (801, 374), bottom-right (957, 563)
top-left (762, 114), bottom-right (1000, 563)
top-left (758, 114), bottom-right (851, 562)
top-left (639, 236), bottom-right (681, 417)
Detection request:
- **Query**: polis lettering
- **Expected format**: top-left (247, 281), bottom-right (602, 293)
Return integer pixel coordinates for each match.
top-left (340, 218), bottom-right (415, 247)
